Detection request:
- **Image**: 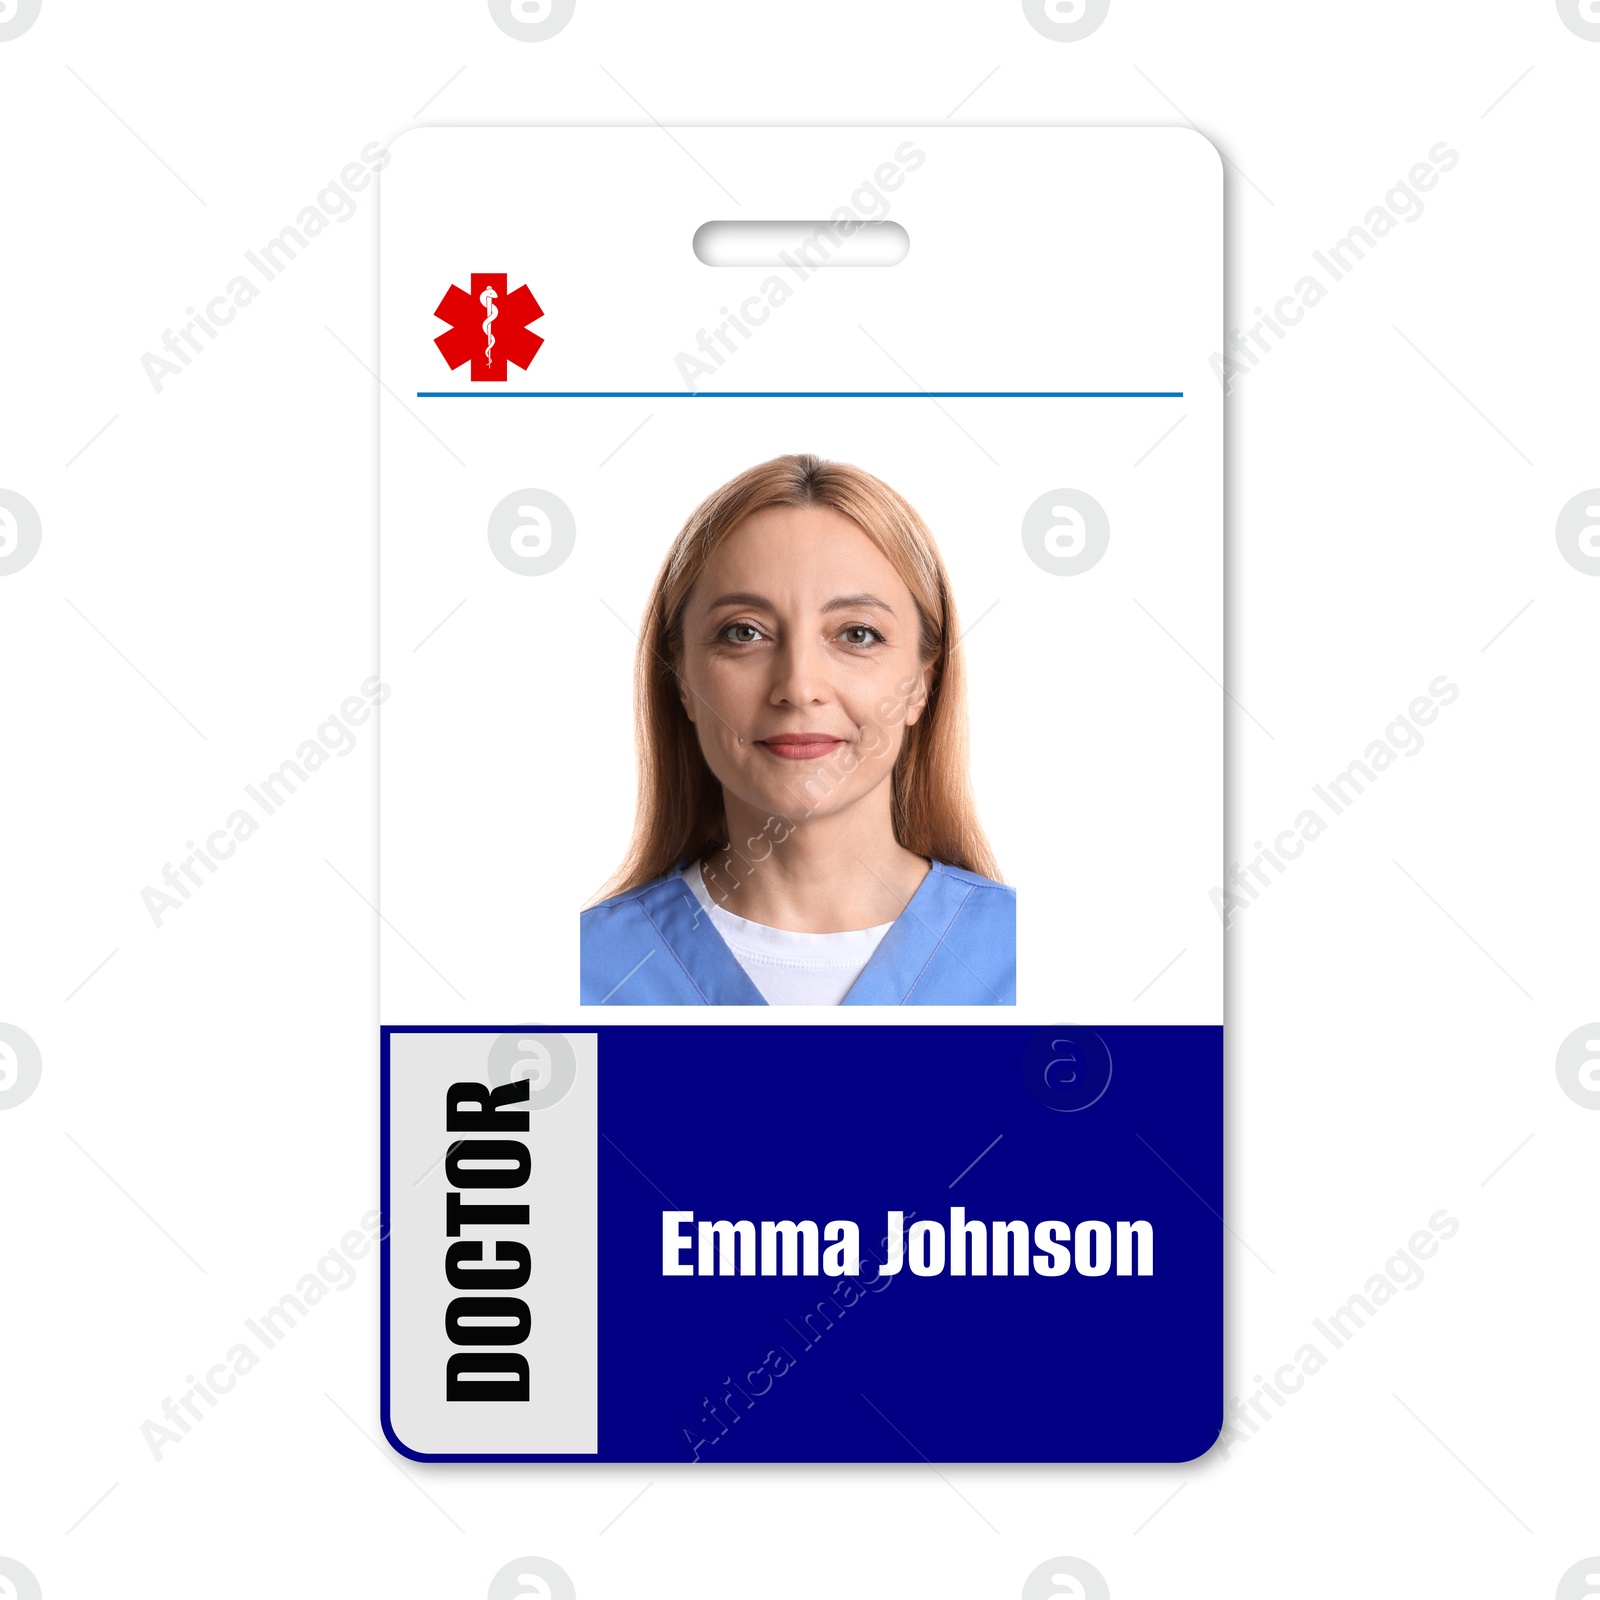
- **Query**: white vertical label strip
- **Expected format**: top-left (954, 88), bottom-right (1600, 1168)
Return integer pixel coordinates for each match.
top-left (388, 1031), bottom-right (599, 1456)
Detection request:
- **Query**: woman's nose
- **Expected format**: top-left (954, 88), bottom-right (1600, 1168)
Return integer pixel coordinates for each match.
top-left (768, 636), bottom-right (827, 706)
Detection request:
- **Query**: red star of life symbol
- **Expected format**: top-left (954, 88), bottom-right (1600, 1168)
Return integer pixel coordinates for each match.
top-left (433, 273), bottom-right (544, 382)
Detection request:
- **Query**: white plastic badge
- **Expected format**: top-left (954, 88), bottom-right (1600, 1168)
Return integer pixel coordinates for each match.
top-left (377, 126), bottom-right (1222, 1463)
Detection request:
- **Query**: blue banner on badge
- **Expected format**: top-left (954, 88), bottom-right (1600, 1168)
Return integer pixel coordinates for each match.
top-left (380, 1026), bottom-right (1221, 1463)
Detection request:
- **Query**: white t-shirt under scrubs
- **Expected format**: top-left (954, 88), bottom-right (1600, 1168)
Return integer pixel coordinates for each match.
top-left (680, 862), bottom-right (894, 1006)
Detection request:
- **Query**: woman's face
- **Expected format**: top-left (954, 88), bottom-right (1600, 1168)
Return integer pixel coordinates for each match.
top-left (676, 503), bottom-right (932, 830)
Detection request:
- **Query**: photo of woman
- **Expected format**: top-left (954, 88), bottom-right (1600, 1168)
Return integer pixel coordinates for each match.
top-left (580, 452), bottom-right (1015, 1006)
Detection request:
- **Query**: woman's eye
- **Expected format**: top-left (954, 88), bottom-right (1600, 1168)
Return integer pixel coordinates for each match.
top-left (840, 624), bottom-right (884, 647)
top-left (721, 622), bottom-right (765, 644)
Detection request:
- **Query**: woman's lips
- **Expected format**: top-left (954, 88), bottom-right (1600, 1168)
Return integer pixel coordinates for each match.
top-left (759, 734), bottom-right (844, 761)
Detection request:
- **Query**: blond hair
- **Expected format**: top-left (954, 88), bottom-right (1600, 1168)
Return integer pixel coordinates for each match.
top-left (598, 452), bottom-right (1000, 899)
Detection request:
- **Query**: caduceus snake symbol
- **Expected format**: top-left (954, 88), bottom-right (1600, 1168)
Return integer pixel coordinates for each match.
top-left (479, 284), bottom-right (499, 370)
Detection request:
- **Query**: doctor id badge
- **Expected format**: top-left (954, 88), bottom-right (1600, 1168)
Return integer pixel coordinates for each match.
top-left (377, 125), bottom-right (1222, 1463)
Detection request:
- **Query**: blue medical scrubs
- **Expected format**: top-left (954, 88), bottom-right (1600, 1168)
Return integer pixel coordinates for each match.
top-left (580, 859), bottom-right (1015, 1006)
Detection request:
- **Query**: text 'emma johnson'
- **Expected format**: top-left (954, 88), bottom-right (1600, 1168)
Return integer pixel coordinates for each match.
top-left (662, 1210), bottom-right (1154, 1278)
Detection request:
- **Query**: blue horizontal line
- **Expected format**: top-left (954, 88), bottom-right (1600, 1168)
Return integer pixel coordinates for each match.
top-left (415, 390), bottom-right (1184, 399)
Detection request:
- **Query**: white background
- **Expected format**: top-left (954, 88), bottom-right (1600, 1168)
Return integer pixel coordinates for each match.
top-left (2, 4), bottom-right (1597, 1599)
